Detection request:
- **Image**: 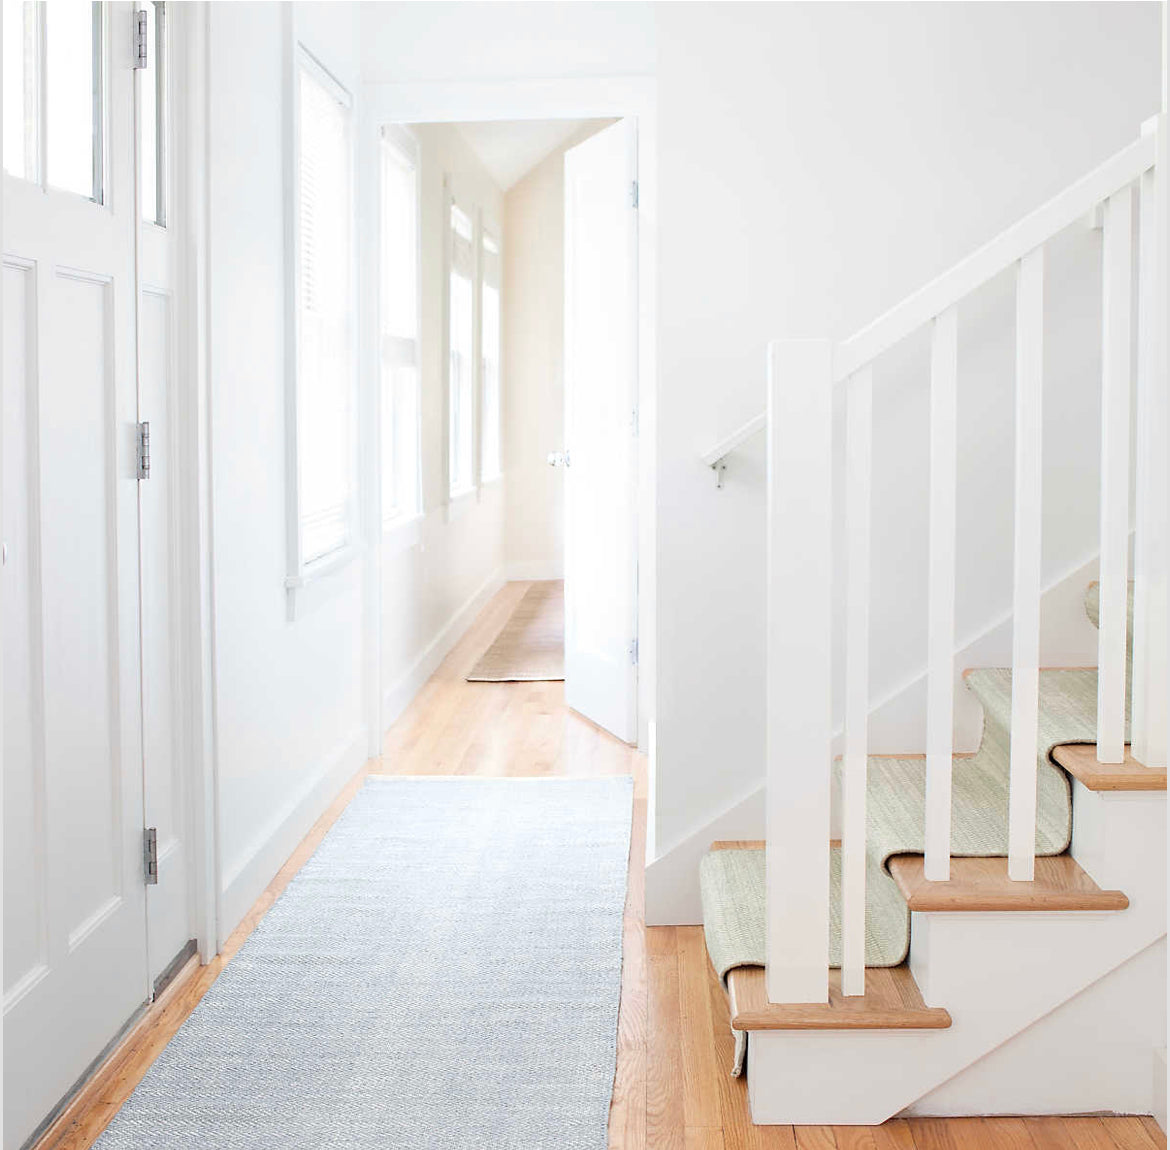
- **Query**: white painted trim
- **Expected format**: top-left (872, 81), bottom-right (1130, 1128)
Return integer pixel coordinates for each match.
top-left (173, 0), bottom-right (218, 963)
top-left (503, 560), bottom-right (563, 582)
top-left (218, 725), bottom-right (368, 945)
top-left (1155, 1047), bottom-right (1168, 1132)
top-left (380, 567), bottom-right (505, 734)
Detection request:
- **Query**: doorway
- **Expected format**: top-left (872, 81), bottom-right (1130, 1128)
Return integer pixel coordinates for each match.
top-left (372, 114), bottom-right (644, 748)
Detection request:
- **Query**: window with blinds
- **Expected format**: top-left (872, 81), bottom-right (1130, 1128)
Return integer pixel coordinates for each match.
top-left (380, 126), bottom-right (421, 527)
top-left (448, 201), bottom-right (476, 498)
top-left (296, 55), bottom-right (353, 567)
top-left (480, 229), bottom-right (502, 483)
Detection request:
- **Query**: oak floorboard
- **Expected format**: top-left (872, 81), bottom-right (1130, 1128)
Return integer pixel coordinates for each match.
top-left (1105, 1116), bottom-right (1166, 1150)
top-left (1063, 1118), bottom-right (1129, 1150)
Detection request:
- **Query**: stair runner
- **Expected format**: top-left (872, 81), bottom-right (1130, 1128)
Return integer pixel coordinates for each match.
top-left (700, 584), bottom-right (1131, 1073)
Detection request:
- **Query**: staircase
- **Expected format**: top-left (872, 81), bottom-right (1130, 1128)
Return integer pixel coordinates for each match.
top-left (697, 116), bottom-right (1169, 1126)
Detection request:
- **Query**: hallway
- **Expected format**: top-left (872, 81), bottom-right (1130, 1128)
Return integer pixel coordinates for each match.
top-left (35, 583), bottom-right (1167, 1150)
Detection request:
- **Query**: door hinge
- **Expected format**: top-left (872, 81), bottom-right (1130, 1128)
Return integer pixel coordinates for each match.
top-left (630, 180), bottom-right (639, 210)
top-left (133, 9), bottom-right (148, 69)
top-left (628, 638), bottom-right (639, 665)
top-left (143, 827), bottom-right (159, 884)
top-left (136, 421), bottom-right (151, 479)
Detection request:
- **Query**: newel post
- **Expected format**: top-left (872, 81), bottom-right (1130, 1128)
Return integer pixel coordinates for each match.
top-left (765, 339), bottom-right (834, 1005)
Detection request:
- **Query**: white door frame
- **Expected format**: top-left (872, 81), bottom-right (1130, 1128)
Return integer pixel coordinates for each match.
top-left (358, 76), bottom-right (658, 758)
top-left (167, 1), bottom-right (219, 964)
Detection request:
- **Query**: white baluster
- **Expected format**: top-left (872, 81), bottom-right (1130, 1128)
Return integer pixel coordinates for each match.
top-left (1132, 137), bottom-right (1167, 769)
top-left (925, 306), bottom-right (958, 881)
top-left (842, 366), bottom-right (872, 997)
top-left (1098, 189), bottom-right (1134, 765)
top-left (766, 339), bottom-right (833, 1005)
top-left (1009, 248), bottom-right (1044, 881)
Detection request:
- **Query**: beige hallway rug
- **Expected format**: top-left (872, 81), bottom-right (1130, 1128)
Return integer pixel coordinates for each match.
top-left (467, 581), bottom-right (565, 681)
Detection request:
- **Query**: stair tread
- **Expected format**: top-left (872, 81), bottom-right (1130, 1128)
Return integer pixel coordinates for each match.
top-left (888, 853), bottom-right (1128, 911)
top-left (726, 963), bottom-right (951, 1031)
top-left (1051, 743), bottom-right (1166, 791)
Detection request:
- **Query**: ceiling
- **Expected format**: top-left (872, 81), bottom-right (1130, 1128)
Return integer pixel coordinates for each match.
top-left (450, 119), bottom-right (603, 192)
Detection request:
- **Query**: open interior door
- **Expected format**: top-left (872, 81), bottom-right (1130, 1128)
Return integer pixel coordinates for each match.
top-left (563, 119), bottom-right (639, 744)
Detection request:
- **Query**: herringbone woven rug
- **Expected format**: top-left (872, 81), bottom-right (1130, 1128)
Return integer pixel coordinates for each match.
top-left (96, 776), bottom-right (633, 1149)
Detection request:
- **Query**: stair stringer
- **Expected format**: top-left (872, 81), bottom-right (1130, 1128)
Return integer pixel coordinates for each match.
top-left (745, 791), bottom-right (1165, 1126)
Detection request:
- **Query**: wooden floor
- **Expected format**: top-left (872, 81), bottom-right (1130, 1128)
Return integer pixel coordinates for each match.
top-left (39, 581), bottom-right (1167, 1150)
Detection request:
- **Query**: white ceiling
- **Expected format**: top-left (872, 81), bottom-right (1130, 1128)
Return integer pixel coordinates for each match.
top-left (451, 119), bottom-right (597, 192)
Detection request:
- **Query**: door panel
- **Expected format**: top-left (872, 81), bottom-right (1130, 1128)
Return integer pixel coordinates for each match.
top-left (562, 119), bottom-right (639, 744)
top-left (3, 7), bottom-right (151, 1147)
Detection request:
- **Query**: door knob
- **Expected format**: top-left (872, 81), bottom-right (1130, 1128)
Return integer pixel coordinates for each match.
top-left (548, 451), bottom-right (571, 468)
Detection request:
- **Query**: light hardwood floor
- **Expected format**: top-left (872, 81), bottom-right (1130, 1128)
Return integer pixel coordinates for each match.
top-left (38, 582), bottom-right (1167, 1150)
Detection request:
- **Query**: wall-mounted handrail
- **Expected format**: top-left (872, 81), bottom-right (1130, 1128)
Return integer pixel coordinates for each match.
top-left (700, 133), bottom-right (1155, 484)
top-left (701, 411), bottom-right (766, 482)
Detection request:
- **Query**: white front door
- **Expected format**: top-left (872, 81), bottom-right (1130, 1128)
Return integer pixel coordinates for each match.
top-left (562, 119), bottom-right (639, 744)
top-left (3, 6), bottom-right (151, 1147)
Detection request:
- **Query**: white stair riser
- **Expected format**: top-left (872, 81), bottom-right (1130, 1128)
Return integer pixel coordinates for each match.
top-left (746, 789), bottom-right (1165, 1125)
top-left (909, 940), bottom-right (1165, 1117)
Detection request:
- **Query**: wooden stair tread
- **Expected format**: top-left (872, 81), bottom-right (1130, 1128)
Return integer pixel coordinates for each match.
top-left (726, 963), bottom-right (951, 1031)
top-left (888, 854), bottom-right (1128, 911)
top-left (1051, 743), bottom-right (1166, 791)
top-left (710, 839), bottom-right (764, 850)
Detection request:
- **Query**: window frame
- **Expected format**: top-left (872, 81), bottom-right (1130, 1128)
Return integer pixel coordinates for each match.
top-left (379, 123), bottom-right (423, 534)
top-left (284, 43), bottom-right (358, 611)
top-left (139, 0), bottom-right (168, 228)
top-left (478, 218), bottom-right (502, 485)
top-left (444, 180), bottom-right (478, 506)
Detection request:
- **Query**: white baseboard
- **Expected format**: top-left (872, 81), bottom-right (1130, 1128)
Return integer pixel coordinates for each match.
top-left (503, 560), bottom-right (563, 582)
top-left (218, 724), bottom-right (368, 944)
top-left (1154, 1048), bottom-right (1167, 1132)
top-left (646, 785), bottom-right (765, 925)
top-left (381, 567), bottom-right (505, 733)
top-left (646, 551), bottom-right (1105, 925)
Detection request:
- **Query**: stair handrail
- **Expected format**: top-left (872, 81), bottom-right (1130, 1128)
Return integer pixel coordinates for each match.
top-left (701, 131), bottom-right (1156, 477)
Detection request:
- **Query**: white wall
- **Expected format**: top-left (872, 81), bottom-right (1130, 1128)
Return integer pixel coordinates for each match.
top-left (379, 124), bottom-right (508, 728)
top-left (358, 2), bottom-right (656, 85)
top-left (652, 2), bottom-right (1161, 856)
top-left (208, 3), bottom-right (368, 939)
top-left (501, 121), bottom-right (613, 580)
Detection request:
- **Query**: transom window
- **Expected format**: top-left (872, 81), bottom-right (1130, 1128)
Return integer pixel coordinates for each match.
top-left (4, 1), bottom-right (105, 203)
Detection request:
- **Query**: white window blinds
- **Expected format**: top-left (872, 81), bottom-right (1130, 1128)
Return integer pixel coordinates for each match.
top-left (296, 58), bottom-right (353, 566)
top-left (448, 201), bottom-right (476, 497)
